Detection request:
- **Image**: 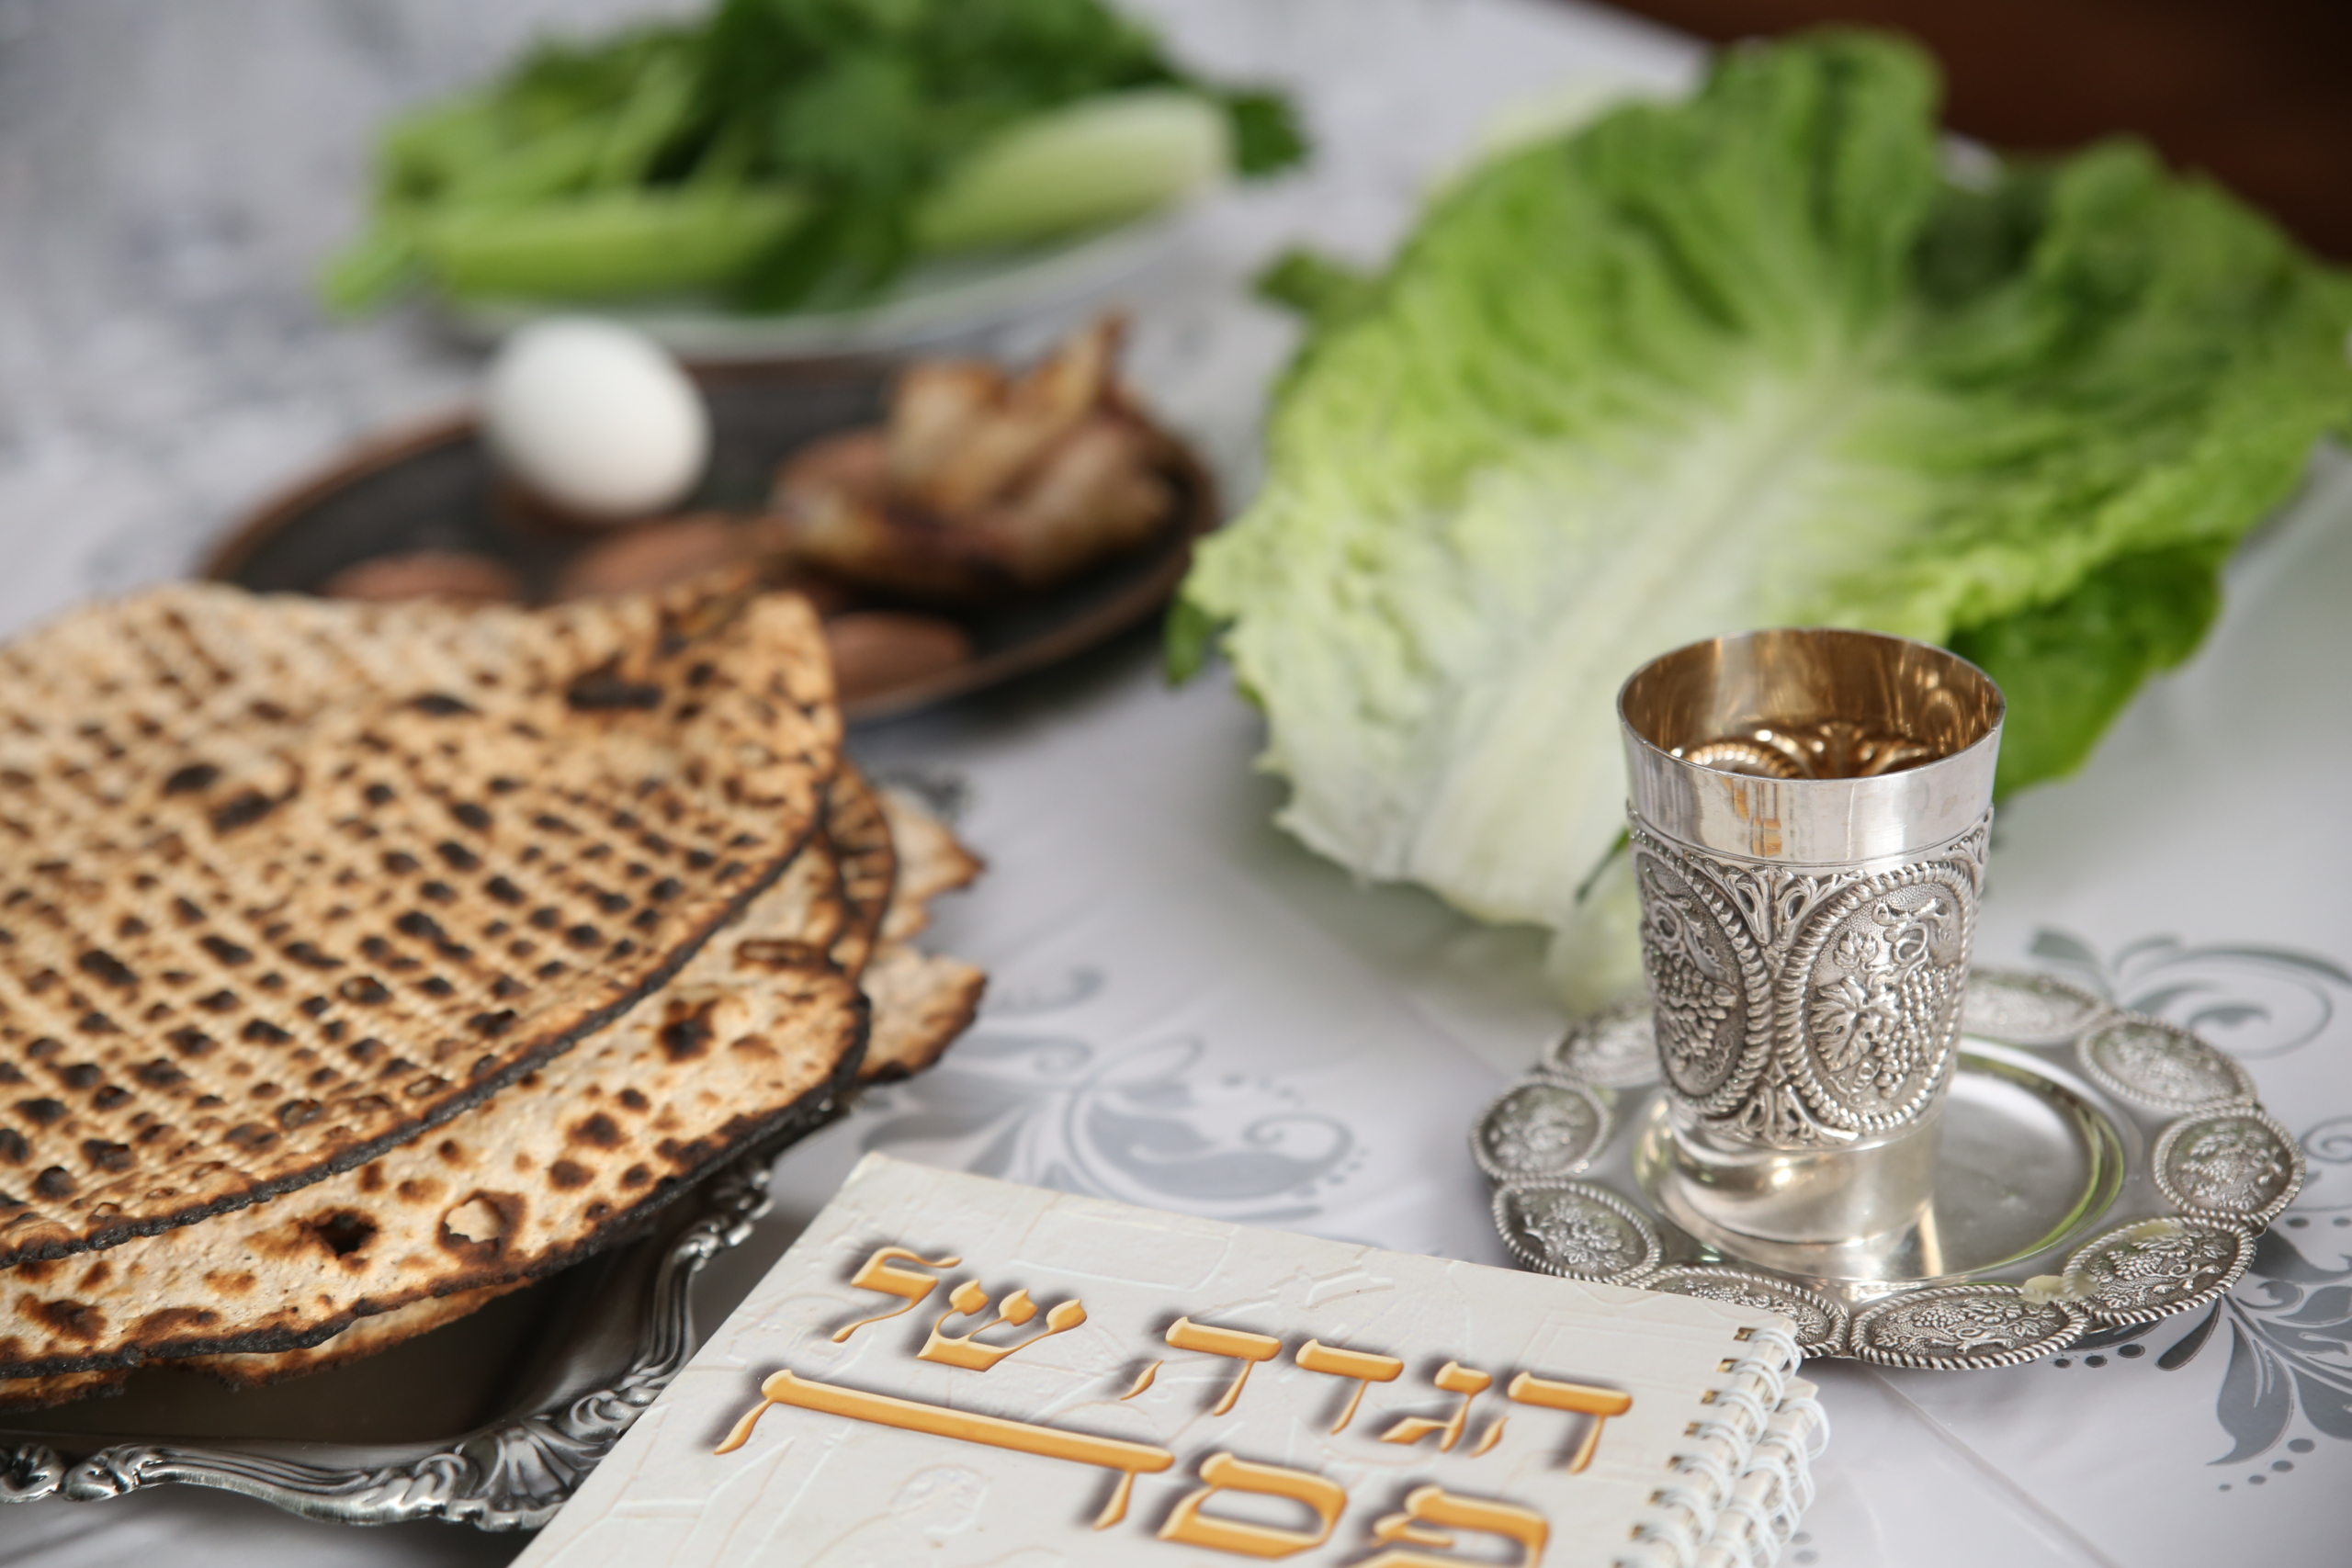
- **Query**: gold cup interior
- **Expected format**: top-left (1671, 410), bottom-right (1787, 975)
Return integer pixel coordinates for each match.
top-left (1619, 628), bottom-right (2003, 782)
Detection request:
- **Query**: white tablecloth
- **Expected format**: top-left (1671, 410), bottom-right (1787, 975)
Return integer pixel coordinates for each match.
top-left (3, 4), bottom-right (2347, 1565)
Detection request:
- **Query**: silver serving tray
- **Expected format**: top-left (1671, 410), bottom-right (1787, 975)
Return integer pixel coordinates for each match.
top-left (1478, 968), bottom-right (2306, 1370)
top-left (0, 1147), bottom-right (777, 1528)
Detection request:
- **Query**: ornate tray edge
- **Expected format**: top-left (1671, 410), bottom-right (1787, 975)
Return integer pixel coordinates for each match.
top-left (1480, 968), bottom-right (2306, 1370)
top-left (0, 1149), bottom-right (774, 1529)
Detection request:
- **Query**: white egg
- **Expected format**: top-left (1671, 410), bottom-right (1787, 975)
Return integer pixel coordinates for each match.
top-left (481, 318), bottom-right (709, 523)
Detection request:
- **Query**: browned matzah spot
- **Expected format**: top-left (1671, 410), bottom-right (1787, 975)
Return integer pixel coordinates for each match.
top-left (0, 833), bottom-right (863, 1378)
top-left (0, 576), bottom-right (839, 1262)
top-left (0, 782), bottom-right (983, 1393)
top-left (170, 935), bottom-right (984, 1387)
top-left (825, 768), bottom-right (895, 977)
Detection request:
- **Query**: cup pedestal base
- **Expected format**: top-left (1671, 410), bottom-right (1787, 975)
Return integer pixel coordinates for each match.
top-left (1645, 1104), bottom-right (1947, 1280)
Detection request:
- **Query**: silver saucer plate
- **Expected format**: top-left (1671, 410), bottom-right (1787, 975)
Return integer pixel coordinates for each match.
top-left (1478, 969), bottom-right (2306, 1369)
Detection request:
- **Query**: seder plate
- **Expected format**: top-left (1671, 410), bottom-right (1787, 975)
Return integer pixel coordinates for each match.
top-left (0, 1145), bottom-right (787, 1529)
top-left (1477, 969), bottom-right (2305, 1369)
top-left (203, 364), bottom-right (1217, 728)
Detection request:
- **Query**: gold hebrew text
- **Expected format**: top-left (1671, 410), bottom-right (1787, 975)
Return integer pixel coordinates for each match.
top-left (1158, 1450), bottom-right (1348, 1559)
top-left (1119, 1359), bottom-right (1163, 1400)
top-left (831, 1246), bottom-right (961, 1343)
top-left (1166, 1315), bottom-right (1283, 1416)
top-left (1360, 1484), bottom-right (1550, 1568)
top-left (919, 1279), bottom-right (1090, 1371)
top-left (1295, 1338), bottom-right (1406, 1434)
top-left (747, 1237), bottom-right (1624, 1544)
top-left (712, 1370), bottom-right (1173, 1529)
top-left (1380, 1362), bottom-right (1496, 1454)
top-left (1505, 1371), bottom-right (1633, 1473)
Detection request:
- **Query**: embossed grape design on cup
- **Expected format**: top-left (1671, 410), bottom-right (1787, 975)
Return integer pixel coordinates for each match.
top-left (1618, 629), bottom-right (2003, 1253)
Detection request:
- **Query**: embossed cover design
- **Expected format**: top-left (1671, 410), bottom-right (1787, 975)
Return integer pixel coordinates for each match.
top-left (518, 1155), bottom-right (1824, 1568)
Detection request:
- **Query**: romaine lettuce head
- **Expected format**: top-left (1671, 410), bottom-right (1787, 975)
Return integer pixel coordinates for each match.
top-left (1180, 31), bottom-right (2352, 947)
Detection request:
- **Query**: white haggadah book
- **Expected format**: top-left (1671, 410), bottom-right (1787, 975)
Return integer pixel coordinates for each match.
top-left (519, 1155), bottom-right (1826, 1568)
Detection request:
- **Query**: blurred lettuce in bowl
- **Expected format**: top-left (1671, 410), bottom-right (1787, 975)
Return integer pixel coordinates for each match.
top-left (1175, 31), bottom-right (2352, 1002)
top-left (327, 0), bottom-right (1306, 316)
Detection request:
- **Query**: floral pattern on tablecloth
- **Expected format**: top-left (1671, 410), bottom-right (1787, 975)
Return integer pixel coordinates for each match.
top-left (853, 966), bottom-right (1364, 1227)
top-left (2024, 927), bottom-right (2352, 1468)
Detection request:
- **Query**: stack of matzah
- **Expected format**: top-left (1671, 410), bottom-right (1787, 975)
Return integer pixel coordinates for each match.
top-left (0, 572), bottom-right (984, 1410)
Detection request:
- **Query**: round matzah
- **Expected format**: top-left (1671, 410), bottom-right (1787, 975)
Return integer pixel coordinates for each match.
top-left (0, 577), bottom-right (839, 1263)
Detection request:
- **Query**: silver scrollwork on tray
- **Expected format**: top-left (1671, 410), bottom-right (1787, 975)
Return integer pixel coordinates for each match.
top-left (0, 1149), bottom-right (775, 1528)
top-left (1960, 970), bottom-right (2107, 1047)
top-left (1639, 1265), bottom-right (1849, 1355)
top-left (1541, 1001), bottom-right (1657, 1089)
top-left (2154, 1108), bottom-right (2304, 1227)
top-left (1493, 1179), bottom-right (1662, 1283)
top-left (1477, 965), bottom-right (2304, 1369)
top-left (2059, 1217), bottom-right (2256, 1328)
top-left (2076, 1015), bottom-right (2256, 1112)
top-left (1849, 1285), bottom-right (2088, 1371)
top-left (1472, 1079), bottom-right (1611, 1183)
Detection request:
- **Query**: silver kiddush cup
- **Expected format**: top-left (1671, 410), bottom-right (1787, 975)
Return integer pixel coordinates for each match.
top-left (1618, 629), bottom-right (2002, 1264)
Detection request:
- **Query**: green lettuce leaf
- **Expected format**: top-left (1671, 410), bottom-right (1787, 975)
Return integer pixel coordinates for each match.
top-left (1179, 30), bottom-right (2352, 945)
top-left (1949, 543), bottom-right (2226, 795)
top-left (329, 0), bottom-right (1309, 313)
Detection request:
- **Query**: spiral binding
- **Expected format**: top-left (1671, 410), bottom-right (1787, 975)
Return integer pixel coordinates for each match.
top-left (1615, 1325), bottom-right (1828, 1568)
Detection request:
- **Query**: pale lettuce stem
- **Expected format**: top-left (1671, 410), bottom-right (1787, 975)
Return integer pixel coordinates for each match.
top-left (365, 87), bottom-right (1230, 307)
